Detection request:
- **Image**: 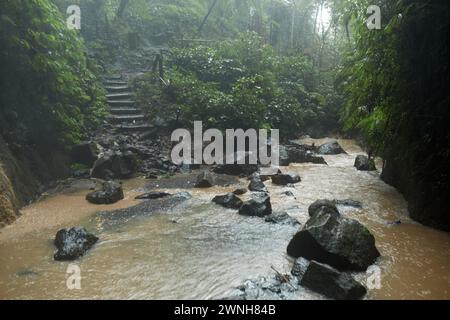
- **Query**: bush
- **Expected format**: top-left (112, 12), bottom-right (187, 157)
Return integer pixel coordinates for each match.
top-left (0, 0), bottom-right (107, 147)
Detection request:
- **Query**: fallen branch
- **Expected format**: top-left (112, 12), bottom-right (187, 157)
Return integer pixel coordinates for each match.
top-left (270, 265), bottom-right (296, 290)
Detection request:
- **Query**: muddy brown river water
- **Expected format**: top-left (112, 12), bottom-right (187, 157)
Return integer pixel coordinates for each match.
top-left (0, 139), bottom-right (449, 299)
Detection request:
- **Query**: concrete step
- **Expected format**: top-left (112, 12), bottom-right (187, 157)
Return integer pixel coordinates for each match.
top-left (109, 115), bottom-right (146, 123)
top-left (104, 75), bottom-right (122, 81)
top-left (108, 100), bottom-right (135, 107)
top-left (106, 93), bottom-right (133, 100)
top-left (116, 124), bottom-right (155, 132)
top-left (105, 86), bottom-right (130, 93)
top-left (110, 107), bottom-right (141, 115)
top-left (104, 80), bottom-right (128, 86)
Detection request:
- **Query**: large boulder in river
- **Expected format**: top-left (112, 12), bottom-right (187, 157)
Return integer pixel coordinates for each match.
top-left (91, 151), bottom-right (138, 179)
top-left (86, 181), bottom-right (124, 204)
top-left (195, 171), bottom-right (215, 188)
top-left (271, 172), bottom-right (301, 185)
top-left (248, 174), bottom-right (267, 192)
top-left (294, 259), bottom-right (367, 300)
top-left (354, 155), bottom-right (376, 171)
top-left (71, 141), bottom-right (98, 166)
top-left (54, 227), bottom-right (98, 261)
top-left (287, 206), bottom-right (380, 271)
top-left (316, 141), bottom-right (346, 155)
top-left (239, 194), bottom-right (272, 217)
top-left (213, 193), bottom-right (243, 209)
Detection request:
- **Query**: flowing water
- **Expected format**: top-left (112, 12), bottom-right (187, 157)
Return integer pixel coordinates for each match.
top-left (0, 139), bottom-right (449, 299)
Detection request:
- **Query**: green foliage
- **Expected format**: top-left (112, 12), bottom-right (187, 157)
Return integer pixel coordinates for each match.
top-left (0, 0), bottom-right (107, 147)
top-left (336, 0), bottom-right (450, 221)
top-left (133, 32), bottom-right (338, 138)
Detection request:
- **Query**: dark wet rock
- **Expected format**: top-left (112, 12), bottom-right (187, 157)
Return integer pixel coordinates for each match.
top-left (172, 191), bottom-right (193, 201)
top-left (194, 171), bottom-right (215, 188)
top-left (299, 260), bottom-right (367, 300)
top-left (271, 173), bottom-right (301, 186)
top-left (239, 194), bottom-right (272, 217)
top-left (91, 151), bottom-right (138, 179)
top-left (95, 192), bottom-right (192, 229)
top-left (214, 163), bottom-right (259, 177)
top-left (16, 269), bottom-right (40, 277)
top-left (213, 152), bottom-right (259, 176)
top-left (260, 168), bottom-right (282, 181)
top-left (283, 191), bottom-right (295, 197)
top-left (71, 142), bottom-right (98, 166)
top-left (127, 145), bottom-right (155, 160)
top-left (279, 145), bottom-right (327, 166)
top-left (221, 295), bottom-right (246, 300)
top-left (308, 199), bottom-right (339, 217)
top-left (145, 172), bottom-right (238, 189)
top-left (54, 227), bottom-right (98, 261)
top-left (135, 192), bottom-right (171, 200)
top-left (316, 141), bottom-right (346, 155)
top-left (86, 181), bottom-right (124, 205)
top-left (180, 159), bottom-right (201, 172)
top-left (145, 168), bottom-right (168, 179)
top-left (248, 174), bottom-right (267, 192)
top-left (224, 273), bottom-right (300, 300)
top-left (265, 212), bottom-right (299, 226)
top-left (334, 199), bottom-right (363, 209)
top-left (291, 257), bottom-right (310, 277)
top-left (73, 169), bottom-right (91, 179)
top-left (386, 220), bottom-right (402, 226)
top-left (287, 206), bottom-right (380, 271)
top-left (212, 193), bottom-right (243, 209)
top-left (233, 188), bottom-right (247, 195)
top-left (309, 199), bottom-right (362, 215)
top-left (354, 155), bottom-right (376, 171)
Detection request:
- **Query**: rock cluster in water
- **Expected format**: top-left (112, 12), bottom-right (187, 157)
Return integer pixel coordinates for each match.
top-left (68, 132), bottom-right (379, 300)
top-left (279, 143), bottom-right (327, 166)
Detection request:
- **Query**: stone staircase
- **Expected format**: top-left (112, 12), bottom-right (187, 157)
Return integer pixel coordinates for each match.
top-left (104, 75), bottom-right (153, 132)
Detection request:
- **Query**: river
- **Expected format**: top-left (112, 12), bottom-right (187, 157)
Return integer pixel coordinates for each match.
top-left (0, 139), bottom-right (449, 299)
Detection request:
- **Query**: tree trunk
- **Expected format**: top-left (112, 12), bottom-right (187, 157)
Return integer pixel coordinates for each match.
top-left (117, 0), bottom-right (129, 19)
top-left (197, 0), bottom-right (219, 36)
top-left (290, 2), bottom-right (296, 49)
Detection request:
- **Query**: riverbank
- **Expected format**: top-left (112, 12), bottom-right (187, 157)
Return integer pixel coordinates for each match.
top-left (0, 178), bottom-right (146, 241)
